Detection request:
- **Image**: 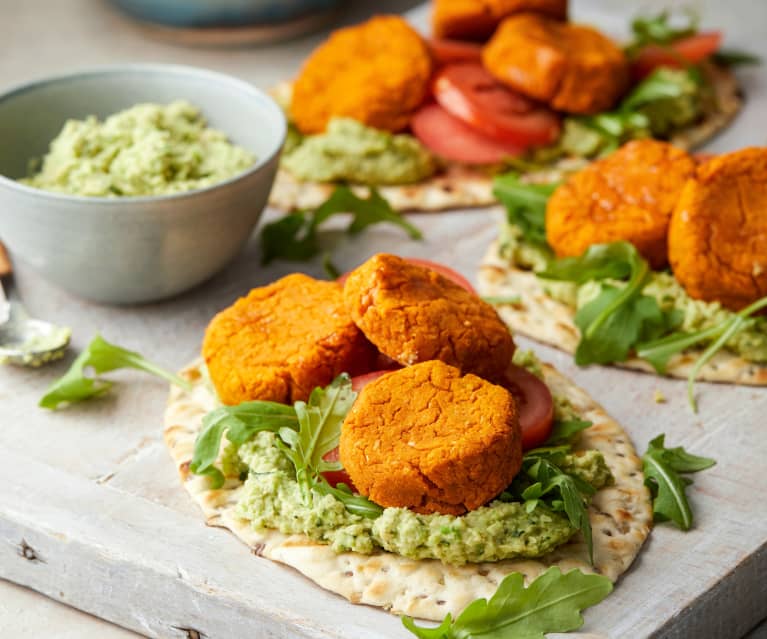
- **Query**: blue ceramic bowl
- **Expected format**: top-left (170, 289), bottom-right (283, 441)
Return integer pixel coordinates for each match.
top-left (112, 0), bottom-right (343, 28)
top-left (0, 65), bottom-right (286, 304)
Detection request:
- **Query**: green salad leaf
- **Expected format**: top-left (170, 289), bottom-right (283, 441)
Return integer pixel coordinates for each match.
top-left (637, 295), bottom-right (767, 411)
top-left (402, 567), bottom-right (612, 639)
top-left (190, 401), bottom-right (299, 488)
top-left (544, 419), bottom-right (592, 446)
top-left (641, 434), bottom-right (715, 530)
top-left (505, 446), bottom-right (596, 564)
top-left (712, 50), bottom-right (761, 67)
top-left (190, 374), bottom-right (383, 518)
top-left (39, 334), bottom-right (192, 410)
top-left (260, 186), bottom-right (422, 264)
top-left (493, 173), bottom-right (559, 249)
top-left (540, 242), bottom-right (680, 365)
top-left (626, 9), bottom-right (699, 55)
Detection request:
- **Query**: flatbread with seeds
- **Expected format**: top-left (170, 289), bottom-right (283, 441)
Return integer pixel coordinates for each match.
top-left (164, 359), bottom-right (652, 621)
top-left (268, 62), bottom-right (742, 213)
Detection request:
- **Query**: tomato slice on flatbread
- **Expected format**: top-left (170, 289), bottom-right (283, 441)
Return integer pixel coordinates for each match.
top-left (433, 64), bottom-right (561, 147)
top-left (500, 364), bottom-right (555, 450)
top-left (411, 102), bottom-right (524, 164)
top-left (631, 31), bottom-right (723, 79)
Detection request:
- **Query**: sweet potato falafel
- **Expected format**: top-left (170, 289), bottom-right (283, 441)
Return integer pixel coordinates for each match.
top-left (340, 360), bottom-right (522, 515)
top-left (291, 15), bottom-right (432, 134)
top-left (432, 0), bottom-right (567, 41)
top-left (343, 254), bottom-right (515, 381)
top-left (669, 147), bottom-right (767, 310)
top-left (546, 140), bottom-right (697, 268)
top-left (203, 274), bottom-right (375, 405)
top-left (482, 14), bottom-right (629, 114)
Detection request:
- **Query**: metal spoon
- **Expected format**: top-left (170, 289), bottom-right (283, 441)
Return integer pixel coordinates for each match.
top-left (0, 242), bottom-right (71, 367)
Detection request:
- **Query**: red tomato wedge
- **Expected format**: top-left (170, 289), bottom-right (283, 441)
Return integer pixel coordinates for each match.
top-left (411, 102), bottom-right (524, 164)
top-left (631, 31), bottom-right (723, 79)
top-left (321, 447), bottom-right (355, 490)
top-left (337, 258), bottom-right (476, 294)
top-left (432, 64), bottom-right (561, 148)
top-left (500, 365), bottom-right (555, 450)
top-left (350, 369), bottom-right (393, 393)
top-left (428, 38), bottom-right (482, 65)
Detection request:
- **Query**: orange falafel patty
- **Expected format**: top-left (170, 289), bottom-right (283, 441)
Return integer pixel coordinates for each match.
top-left (343, 254), bottom-right (515, 381)
top-left (290, 15), bottom-right (433, 134)
top-left (482, 14), bottom-right (629, 114)
top-left (340, 360), bottom-right (522, 515)
top-left (546, 139), bottom-right (697, 268)
top-left (669, 147), bottom-right (767, 310)
top-left (432, 0), bottom-right (567, 41)
top-left (203, 274), bottom-right (375, 405)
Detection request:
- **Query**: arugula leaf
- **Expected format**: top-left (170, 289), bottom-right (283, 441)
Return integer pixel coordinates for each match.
top-left (402, 567), bottom-right (612, 639)
top-left (712, 50), bottom-right (761, 67)
top-left (322, 253), bottom-right (341, 279)
top-left (541, 242), bottom-right (680, 366)
top-left (626, 9), bottom-right (699, 55)
top-left (642, 435), bottom-right (715, 530)
top-left (544, 419), bottom-right (592, 446)
top-left (190, 401), bottom-right (299, 489)
top-left (190, 374), bottom-right (383, 517)
top-left (493, 173), bottom-right (559, 248)
top-left (39, 334), bottom-right (192, 410)
top-left (636, 295), bottom-right (767, 411)
top-left (260, 186), bottom-right (422, 264)
top-left (523, 456), bottom-right (595, 563)
top-left (481, 295), bottom-right (521, 305)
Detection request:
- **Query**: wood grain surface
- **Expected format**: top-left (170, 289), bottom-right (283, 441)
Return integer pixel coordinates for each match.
top-left (2, 1), bottom-right (767, 637)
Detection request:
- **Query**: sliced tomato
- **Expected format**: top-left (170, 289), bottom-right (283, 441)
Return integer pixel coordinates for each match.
top-left (350, 369), bottom-right (393, 393)
top-left (631, 31), bottom-right (723, 79)
top-left (337, 258), bottom-right (476, 294)
top-left (321, 446), bottom-right (356, 490)
top-left (411, 102), bottom-right (524, 164)
top-left (500, 365), bottom-right (555, 450)
top-left (432, 64), bottom-right (561, 147)
top-left (428, 38), bottom-right (482, 65)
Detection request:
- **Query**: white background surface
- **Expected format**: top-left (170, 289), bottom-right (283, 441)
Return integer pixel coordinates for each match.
top-left (1, 0), bottom-right (767, 637)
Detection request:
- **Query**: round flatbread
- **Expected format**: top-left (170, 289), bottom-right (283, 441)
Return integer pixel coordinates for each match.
top-left (479, 241), bottom-right (767, 385)
top-left (268, 62), bottom-right (742, 213)
top-left (163, 359), bottom-right (652, 621)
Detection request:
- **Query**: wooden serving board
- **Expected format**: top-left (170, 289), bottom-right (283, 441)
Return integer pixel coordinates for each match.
top-left (3, 2), bottom-right (767, 636)
top-left (1, 207), bottom-right (766, 639)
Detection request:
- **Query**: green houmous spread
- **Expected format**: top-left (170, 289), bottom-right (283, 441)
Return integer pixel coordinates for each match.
top-left (229, 431), bottom-right (608, 565)
top-left (501, 221), bottom-right (767, 363)
top-left (22, 101), bottom-right (255, 197)
top-left (281, 118), bottom-right (436, 186)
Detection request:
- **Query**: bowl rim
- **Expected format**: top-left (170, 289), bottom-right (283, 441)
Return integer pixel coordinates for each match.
top-left (0, 62), bottom-right (287, 205)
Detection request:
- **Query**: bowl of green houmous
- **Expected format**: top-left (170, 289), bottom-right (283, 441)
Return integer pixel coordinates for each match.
top-left (0, 64), bottom-right (286, 304)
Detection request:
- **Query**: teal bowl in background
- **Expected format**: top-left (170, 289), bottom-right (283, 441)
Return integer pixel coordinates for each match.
top-left (0, 65), bottom-right (286, 304)
top-left (111, 0), bottom-right (343, 28)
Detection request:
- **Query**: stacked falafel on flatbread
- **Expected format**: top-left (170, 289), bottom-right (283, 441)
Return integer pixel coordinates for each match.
top-left (164, 254), bottom-right (652, 621)
top-left (479, 142), bottom-right (767, 388)
top-left (269, 2), bottom-right (743, 213)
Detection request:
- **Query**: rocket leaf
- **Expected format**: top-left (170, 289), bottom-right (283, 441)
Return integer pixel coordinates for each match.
top-left (402, 567), bottom-right (612, 639)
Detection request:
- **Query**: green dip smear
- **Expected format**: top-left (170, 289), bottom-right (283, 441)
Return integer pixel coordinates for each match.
top-left (501, 221), bottom-right (767, 363)
top-left (21, 101), bottom-right (255, 197)
top-left (229, 430), bottom-right (609, 565)
top-left (282, 118), bottom-right (436, 186)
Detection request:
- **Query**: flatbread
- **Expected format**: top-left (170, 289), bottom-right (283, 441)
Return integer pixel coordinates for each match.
top-left (268, 62), bottom-right (742, 213)
top-left (164, 359), bottom-right (652, 621)
top-left (479, 241), bottom-right (767, 385)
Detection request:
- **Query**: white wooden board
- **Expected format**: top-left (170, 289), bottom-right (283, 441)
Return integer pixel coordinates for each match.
top-left (2, 1), bottom-right (767, 637)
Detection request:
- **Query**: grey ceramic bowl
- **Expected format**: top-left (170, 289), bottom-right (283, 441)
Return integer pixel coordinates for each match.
top-left (0, 64), bottom-right (286, 304)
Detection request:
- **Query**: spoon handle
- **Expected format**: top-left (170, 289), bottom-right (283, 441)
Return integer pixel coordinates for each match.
top-left (0, 242), bottom-right (10, 278)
